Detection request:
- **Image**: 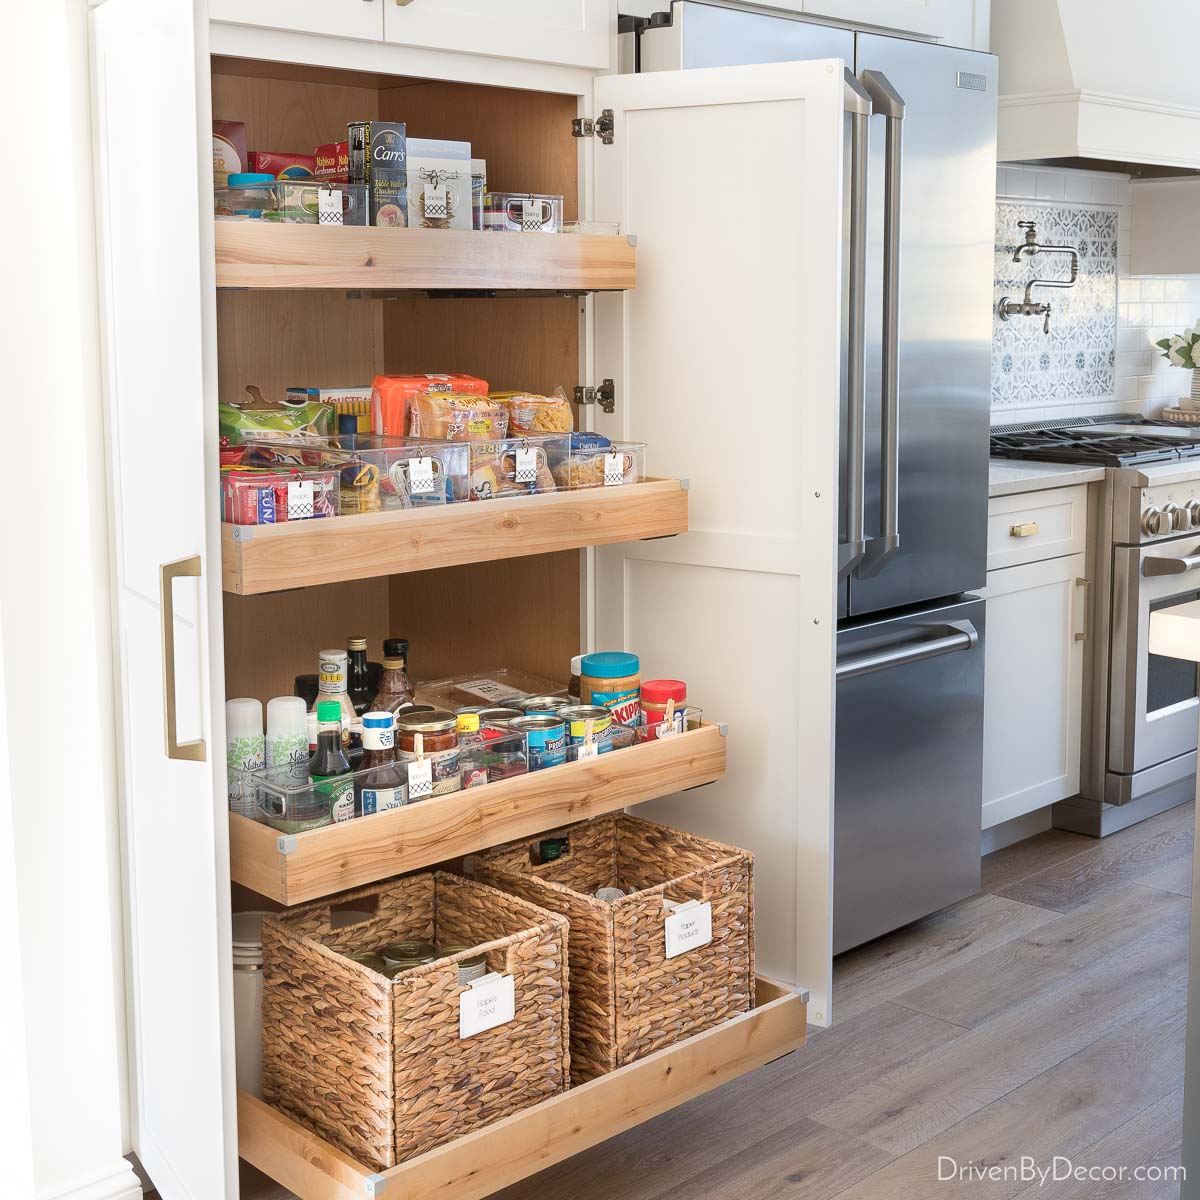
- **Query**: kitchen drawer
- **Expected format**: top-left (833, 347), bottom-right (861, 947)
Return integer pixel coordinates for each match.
top-left (987, 485), bottom-right (1087, 571)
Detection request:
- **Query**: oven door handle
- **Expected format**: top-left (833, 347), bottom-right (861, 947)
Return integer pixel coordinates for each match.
top-left (836, 620), bottom-right (978, 681)
top-left (1143, 554), bottom-right (1200, 577)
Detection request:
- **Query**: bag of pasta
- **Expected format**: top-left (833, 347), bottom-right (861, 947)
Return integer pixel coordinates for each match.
top-left (494, 388), bottom-right (574, 436)
top-left (409, 392), bottom-right (509, 441)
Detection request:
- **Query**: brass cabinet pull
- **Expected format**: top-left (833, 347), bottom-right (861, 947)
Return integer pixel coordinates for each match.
top-left (160, 555), bottom-right (207, 762)
top-left (1075, 576), bottom-right (1090, 642)
top-left (1010, 521), bottom-right (1039, 538)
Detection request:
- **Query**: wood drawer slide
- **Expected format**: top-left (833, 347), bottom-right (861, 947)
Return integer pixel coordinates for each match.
top-left (238, 977), bottom-right (806, 1200)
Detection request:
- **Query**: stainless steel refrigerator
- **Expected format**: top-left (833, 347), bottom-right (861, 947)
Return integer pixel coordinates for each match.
top-left (639, 2), bottom-right (996, 952)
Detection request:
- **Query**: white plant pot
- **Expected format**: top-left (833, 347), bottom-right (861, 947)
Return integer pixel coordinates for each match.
top-left (1185, 369), bottom-right (1200, 412)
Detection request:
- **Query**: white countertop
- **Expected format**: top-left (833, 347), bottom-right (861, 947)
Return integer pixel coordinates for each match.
top-left (988, 459), bottom-right (1107, 498)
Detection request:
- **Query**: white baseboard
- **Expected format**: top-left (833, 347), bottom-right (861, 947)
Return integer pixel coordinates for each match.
top-left (981, 807), bottom-right (1053, 856)
top-left (40, 1162), bottom-right (143, 1200)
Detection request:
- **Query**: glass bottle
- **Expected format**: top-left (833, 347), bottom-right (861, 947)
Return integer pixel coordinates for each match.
top-left (347, 636), bottom-right (373, 717)
top-left (309, 700), bottom-right (355, 823)
top-left (372, 653), bottom-right (416, 713)
top-left (358, 711), bottom-right (408, 815)
top-left (316, 648), bottom-right (358, 726)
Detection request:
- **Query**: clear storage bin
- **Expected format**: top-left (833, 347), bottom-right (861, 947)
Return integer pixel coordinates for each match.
top-left (483, 191), bottom-right (564, 233)
top-left (414, 668), bottom-right (570, 711)
top-left (549, 438), bottom-right (646, 490)
top-left (220, 467), bottom-right (340, 525)
top-left (466, 434), bottom-right (570, 500)
top-left (215, 178), bottom-right (368, 225)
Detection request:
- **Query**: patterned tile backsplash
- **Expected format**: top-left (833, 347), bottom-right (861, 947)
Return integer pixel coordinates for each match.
top-left (991, 201), bottom-right (1118, 409)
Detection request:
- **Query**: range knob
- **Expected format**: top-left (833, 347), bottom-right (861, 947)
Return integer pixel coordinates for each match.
top-left (1164, 502), bottom-right (1187, 531)
top-left (1142, 506), bottom-right (1168, 536)
top-left (1187, 499), bottom-right (1200, 528)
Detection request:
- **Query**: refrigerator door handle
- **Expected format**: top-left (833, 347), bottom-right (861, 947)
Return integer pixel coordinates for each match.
top-left (836, 619), bottom-right (977, 681)
top-left (856, 70), bottom-right (906, 580)
top-left (840, 70), bottom-right (873, 581)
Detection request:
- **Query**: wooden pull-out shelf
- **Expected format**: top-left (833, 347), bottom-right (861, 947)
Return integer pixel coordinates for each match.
top-left (238, 976), bottom-right (806, 1200)
top-left (222, 478), bottom-right (688, 595)
top-left (230, 722), bottom-right (726, 906)
top-left (214, 223), bottom-right (637, 292)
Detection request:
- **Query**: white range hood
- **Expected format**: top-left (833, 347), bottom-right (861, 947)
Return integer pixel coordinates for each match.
top-left (993, 0), bottom-right (1200, 171)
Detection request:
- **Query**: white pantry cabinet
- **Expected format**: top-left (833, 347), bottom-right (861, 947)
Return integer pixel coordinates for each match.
top-left (385, 0), bottom-right (614, 69)
top-left (209, 0), bottom-right (385, 41)
top-left (980, 535), bottom-right (1086, 830)
top-left (90, 3), bottom-right (844, 1195)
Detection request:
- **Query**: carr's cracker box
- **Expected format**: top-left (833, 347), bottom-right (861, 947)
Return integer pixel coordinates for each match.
top-left (314, 141), bottom-right (349, 181)
top-left (348, 121), bottom-right (408, 227)
top-left (406, 138), bottom-right (472, 230)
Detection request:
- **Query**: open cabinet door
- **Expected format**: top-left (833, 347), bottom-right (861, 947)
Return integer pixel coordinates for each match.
top-left (92, 2), bottom-right (236, 1195)
top-left (591, 61), bottom-right (845, 1024)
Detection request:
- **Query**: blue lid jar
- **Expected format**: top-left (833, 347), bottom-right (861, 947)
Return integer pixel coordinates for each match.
top-left (580, 651), bottom-right (640, 679)
top-left (228, 172), bottom-right (275, 188)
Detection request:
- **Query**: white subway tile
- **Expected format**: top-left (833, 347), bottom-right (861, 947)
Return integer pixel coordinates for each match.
top-left (995, 167), bottom-right (1009, 197)
top-left (1120, 279), bottom-right (1142, 303)
top-left (1064, 174), bottom-right (1091, 203)
top-left (1142, 280), bottom-right (1165, 303)
top-left (1114, 178), bottom-right (1133, 207)
top-left (1166, 280), bottom-right (1189, 302)
top-left (1091, 177), bottom-right (1120, 205)
top-left (1035, 171), bottom-right (1067, 201)
top-left (1117, 376), bottom-right (1140, 402)
top-left (1118, 206), bottom-right (1132, 234)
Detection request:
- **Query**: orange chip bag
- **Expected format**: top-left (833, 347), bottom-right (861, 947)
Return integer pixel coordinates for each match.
top-left (371, 373), bottom-right (488, 436)
top-left (410, 392), bottom-right (509, 441)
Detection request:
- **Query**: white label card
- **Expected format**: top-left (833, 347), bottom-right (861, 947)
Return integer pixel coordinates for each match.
top-left (318, 188), bottom-right (344, 225)
top-left (603, 453), bottom-right (624, 487)
top-left (407, 757), bottom-right (432, 800)
top-left (515, 446), bottom-right (538, 484)
top-left (409, 456), bottom-right (435, 494)
top-left (664, 900), bottom-right (713, 959)
top-left (286, 479), bottom-right (315, 519)
top-left (424, 183), bottom-right (448, 219)
top-left (575, 742), bottom-right (599, 761)
top-left (459, 973), bottom-right (516, 1039)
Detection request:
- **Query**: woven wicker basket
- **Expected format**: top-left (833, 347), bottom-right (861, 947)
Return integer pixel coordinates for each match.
top-left (260, 870), bottom-right (569, 1171)
top-left (475, 813), bottom-right (753, 1083)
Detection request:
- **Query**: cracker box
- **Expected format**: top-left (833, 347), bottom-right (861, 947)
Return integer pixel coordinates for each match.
top-left (314, 141), bottom-right (349, 181)
top-left (212, 120), bottom-right (246, 189)
top-left (406, 138), bottom-right (473, 230)
top-left (248, 151), bottom-right (316, 179)
top-left (287, 386), bottom-right (374, 434)
top-left (348, 121), bottom-right (408, 227)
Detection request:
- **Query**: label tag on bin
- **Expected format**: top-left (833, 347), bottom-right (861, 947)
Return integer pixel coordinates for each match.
top-left (286, 479), bottom-right (314, 519)
top-left (459, 973), bottom-right (515, 1038)
top-left (603, 453), bottom-right (624, 486)
top-left (318, 187), bottom-right (344, 225)
top-left (409, 456), bottom-right (435, 494)
top-left (664, 900), bottom-right (713, 959)
top-left (515, 446), bottom-right (538, 484)
top-left (423, 183), bottom-right (449, 221)
top-left (407, 734), bottom-right (433, 800)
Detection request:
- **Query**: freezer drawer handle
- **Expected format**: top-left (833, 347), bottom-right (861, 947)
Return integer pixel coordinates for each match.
top-left (856, 70), bottom-right (906, 580)
top-left (1143, 554), bottom-right (1200, 577)
top-left (160, 555), bottom-right (207, 762)
top-left (1009, 521), bottom-right (1038, 538)
top-left (839, 70), bottom-right (873, 582)
top-left (836, 620), bottom-right (978, 681)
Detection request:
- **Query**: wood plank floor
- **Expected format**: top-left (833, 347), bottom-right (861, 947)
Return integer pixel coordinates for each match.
top-left (236, 802), bottom-right (1193, 1200)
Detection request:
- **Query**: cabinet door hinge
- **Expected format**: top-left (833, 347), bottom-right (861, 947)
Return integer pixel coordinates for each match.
top-left (573, 379), bottom-right (616, 415)
top-left (571, 110), bottom-right (615, 145)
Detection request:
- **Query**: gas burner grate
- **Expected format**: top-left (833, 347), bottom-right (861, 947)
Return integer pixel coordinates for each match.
top-left (990, 427), bottom-right (1200, 468)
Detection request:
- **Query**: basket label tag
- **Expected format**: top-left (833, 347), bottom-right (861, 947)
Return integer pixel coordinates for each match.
top-left (459, 972), bottom-right (515, 1038)
top-left (665, 900), bottom-right (712, 959)
top-left (409, 456), bottom-right (435, 494)
top-left (286, 479), bottom-right (314, 519)
top-left (515, 446), bottom-right (538, 483)
top-left (406, 756), bottom-right (432, 800)
top-left (318, 187), bottom-right (344, 225)
top-left (603, 452), bottom-right (624, 486)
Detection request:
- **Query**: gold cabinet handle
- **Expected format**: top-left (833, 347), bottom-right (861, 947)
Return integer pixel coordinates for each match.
top-left (1010, 521), bottom-right (1039, 538)
top-left (1075, 576), bottom-right (1090, 642)
top-left (160, 555), bottom-right (207, 762)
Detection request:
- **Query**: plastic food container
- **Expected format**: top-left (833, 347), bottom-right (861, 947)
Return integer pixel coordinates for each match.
top-left (217, 172), bottom-right (278, 219)
top-left (483, 191), bottom-right (564, 233)
top-left (220, 468), bottom-right (339, 525)
top-left (215, 178), bottom-right (367, 224)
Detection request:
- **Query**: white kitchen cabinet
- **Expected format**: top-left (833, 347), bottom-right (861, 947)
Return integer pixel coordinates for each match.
top-left (803, 0), bottom-right (946, 37)
top-left (91, 5), bottom-right (844, 1193)
top-left (209, 0), bottom-right (384, 41)
top-left (980, 553), bottom-right (1086, 829)
top-left (384, 0), bottom-right (614, 69)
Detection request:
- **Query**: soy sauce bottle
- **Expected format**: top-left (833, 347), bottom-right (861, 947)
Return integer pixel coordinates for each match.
top-left (347, 636), bottom-right (373, 717)
top-left (310, 700), bottom-right (355, 824)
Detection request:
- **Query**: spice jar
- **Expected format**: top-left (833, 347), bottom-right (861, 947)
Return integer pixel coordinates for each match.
top-left (642, 679), bottom-right (687, 738)
top-left (580, 651), bottom-right (641, 726)
top-left (394, 709), bottom-right (461, 797)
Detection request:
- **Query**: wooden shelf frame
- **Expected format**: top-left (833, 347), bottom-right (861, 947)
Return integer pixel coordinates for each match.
top-left (238, 976), bottom-right (806, 1200)
top-left (230, 722), bottom-right (726, 906)
top-left (214, 223), bottom-right (637, 293)
top-left (222, 477), bottom-right (689, 595)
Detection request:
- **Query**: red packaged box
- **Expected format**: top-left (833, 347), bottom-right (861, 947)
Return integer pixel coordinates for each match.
top-left (221, 469), bottom-right (339, 525)
top-left (247, 151), bottom-right (316, 180)
top-left (371, 373), bottom-right (489, 437)
top-left (314, 141), bottom-right (350, 181)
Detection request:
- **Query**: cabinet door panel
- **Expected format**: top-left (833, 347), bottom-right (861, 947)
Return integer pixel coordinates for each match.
top-left (804, 0), bottom-right (946, 37)
top-left (592, 60), bottom-right (845, 1023)
top-left (209, 0), bottom-right (384, 40)
top-left (384, 0), bottom-right (611, 69)
top-left (92, 2), bottom-right (235, 1196)
top-left (981, 554), bottom-right (1085, 829)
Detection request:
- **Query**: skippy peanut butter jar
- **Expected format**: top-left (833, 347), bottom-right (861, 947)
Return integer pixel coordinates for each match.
top-left (579, 652), bottom-right (641, 726)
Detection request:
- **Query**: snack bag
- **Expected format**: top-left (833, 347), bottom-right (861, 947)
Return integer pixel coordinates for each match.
top-left (495, 388), bottom-right (574, 436)
top-left (468, 443), bottom-right (556, 500)
top-left (371, 373), bottom-right (488, 437)
top-left (219, 385), bottom-right (333, 447)
top-left (409, 392), bottom-right (509, 441)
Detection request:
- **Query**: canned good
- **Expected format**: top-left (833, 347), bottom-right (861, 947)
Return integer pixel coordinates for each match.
top-left (383, 960), bottom-right (430, 979)
top-left (559, 704), bottom-right (612, 750)
top-left (539, 836), bottom-right (569, 862)
top-left (439, 945), bottom-right (489, 984)
top-left (509, 714), bottom-right (567, 770)
top-left (349, 951), bottom-right (388, 972)
top-left (382, 939), bottom-right (436, 964)
top-left (594, 887), bottom-right (627, 903)
top-left (477, 706), bottom-right (523, 726)
top-left (513, 695), bottom-right (571, 715)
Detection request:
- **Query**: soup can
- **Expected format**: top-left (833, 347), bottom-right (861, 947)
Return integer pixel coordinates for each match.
top-left (476, 706), bottom-right (523, 726)
top-left (513, 694), bottom-right (571, 715)
top-left (509, 714), bottom-right (567, 770)
top-left (348, 951), bottom-right (388, 973)
top-left (382, 939), bottom-right (436, 964)
top-left (439, 946), bottom-right (489, 984)
top-left (558, 704), bottom-right (612, 750)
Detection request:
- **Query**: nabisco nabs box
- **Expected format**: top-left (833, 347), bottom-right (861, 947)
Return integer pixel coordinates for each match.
top-left (348, 121), bottom-right (408, 227)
